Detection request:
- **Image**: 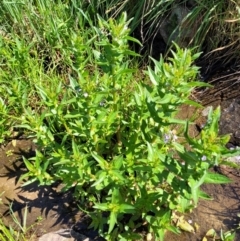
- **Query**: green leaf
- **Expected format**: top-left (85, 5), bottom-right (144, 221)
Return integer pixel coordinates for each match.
top-left (54, 159), bottom-right (71, 165)
top-left (125, 36), bottom-right (142, 46)
top-left (92, 49), bottom-right (101, 60)
top-left (186, 81), bottom-right (212, 88)
top-left (223, 231), bottom-right (235, 241)
top-left (177, 197), bottom-right (193, 213)
top-left (107, 111), bottom-right (118, 126)
top-left (119, 204), bottom-right (135, 213)
top-left (69, 76), bottom-right (79, 90)
top-left (20, 176), bottom-right (37, 186)
top-left (110, 170), bottom-right (125, 183)
top-left (173, 142), bottom-right (185, 153)
top-left (22, 157), bottom-right (34, 172)
top-left (166, 225), bottom-right (181, 235)
top-left (112, 155), bottom-right (123, 169)
top-left (157, 227), bottom-right (166, 241)
top-left (115, 68), bottom-right (135, 77)
top-left (184, 99), bottom-right (203, 107)
top-left (123, 49), bottom-right (141, 57)
top-left (198, 190), bottom-right (213, 200)
top-left (147, 67), bottom-right (158, 86)
top-left (111, 188), bottom-right (121, 204)
top-left (157, 94), bottom-right (174, 104)
top-left (93, 203), bottom-right (109, 211)
top-left (108, 211), bottom-right (117, 233)
top-left (188, 171), bottom-right (207, 205)
top-left (167, 118), bottom-right (186, 124)
top-left (72, 139), bottom-right (79, 156)
top-left (162, 65), bottom-right (172, 79)
top-left (47, 129), bottom-right (54, 141)
top-left (91, 171), bottom-right (106, 187)
top-left (204, 172), bottom-right (232, 184)
top-left (147, 142), bottom-right (154, 161)
top-left (134, 91), bottom-right (142, 106)
top-left (64, 112), bottom-right (82, 118)
top-left (91, 152), bottom-right (108, 170)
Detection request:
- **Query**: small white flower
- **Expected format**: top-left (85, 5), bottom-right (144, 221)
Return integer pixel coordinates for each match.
top-left (83, 92), bottom-right (88, 98)
top-left (201, 155), bottom-right (207, 161)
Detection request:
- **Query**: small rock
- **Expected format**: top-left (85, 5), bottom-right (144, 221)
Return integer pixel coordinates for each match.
top-left (146, 232), bottom-right (153, 241)
top-left (38, 229), bottom-right (92, 241)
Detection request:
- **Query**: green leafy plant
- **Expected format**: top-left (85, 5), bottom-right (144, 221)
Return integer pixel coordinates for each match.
top-left (15, 12), bottom-right (240, 241)
top-left (220, 229), bottom-right (236, 241)
top-left (0, 97), bottom-right (10, 144)
top-left (202, 226), bottom-right (239, 241)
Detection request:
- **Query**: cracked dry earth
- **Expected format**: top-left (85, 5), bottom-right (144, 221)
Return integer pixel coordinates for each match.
top-left (1, 78), bottom-right (240, 240)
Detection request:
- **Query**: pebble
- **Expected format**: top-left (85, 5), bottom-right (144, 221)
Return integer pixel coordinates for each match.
top-left (38, 229), bottom-right (92, 241)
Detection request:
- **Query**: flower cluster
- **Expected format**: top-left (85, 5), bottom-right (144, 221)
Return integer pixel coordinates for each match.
top-left (163, 130), bottom-right (178, 144)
